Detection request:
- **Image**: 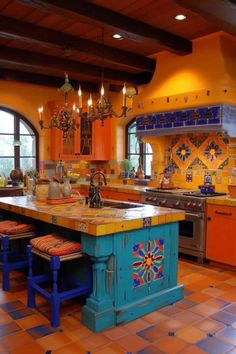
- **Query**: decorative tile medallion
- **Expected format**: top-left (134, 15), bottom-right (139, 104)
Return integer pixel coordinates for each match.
top-left (204, 140), bottom-right (222, 162)
top-left (133, 238), bottom-right (164, 288)
top-left (176, 142), bottom-right (192, 162)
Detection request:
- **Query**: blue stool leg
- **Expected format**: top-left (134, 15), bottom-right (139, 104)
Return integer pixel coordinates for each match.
top-left (50, 256), bottom-right (61, 327)
top-left (27, 245), bottom-right (36, 308)
top-left (2, 235), bottom-right (10, 291)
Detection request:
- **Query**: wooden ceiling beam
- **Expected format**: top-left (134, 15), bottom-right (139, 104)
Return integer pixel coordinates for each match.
top-left (0, 45), bottom-right (149, 84)
top-left (0, 15), bottom-right (155, 73)
top-left (0, 68), bottom-right (100, 92)
top-left (175, 0), bottom-right (236, 36)
top-left (18, 0), bottom-right (192, 55)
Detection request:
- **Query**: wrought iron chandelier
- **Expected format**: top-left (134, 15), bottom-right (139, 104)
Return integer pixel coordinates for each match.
top-left (38, 73), bottom-right (80, 140)
top-left (76, 28), bottom-right (131, 126)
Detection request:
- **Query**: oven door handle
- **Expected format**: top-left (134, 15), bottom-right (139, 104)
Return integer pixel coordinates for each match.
top-left (185, 212), bottom-right (203, 219)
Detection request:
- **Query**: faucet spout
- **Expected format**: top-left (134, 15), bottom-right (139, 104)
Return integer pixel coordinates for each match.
top-left (88, 171), bottom-right (107, 208)
top-left (90, 171), bottom-right (107, 186)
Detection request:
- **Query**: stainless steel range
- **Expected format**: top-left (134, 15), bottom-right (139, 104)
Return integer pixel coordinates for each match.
top-left (141, 188), bottom-right (226, 263)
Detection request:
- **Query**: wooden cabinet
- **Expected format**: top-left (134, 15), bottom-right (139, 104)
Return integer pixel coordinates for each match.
top-left (51, 116), bottom-right (111, 161)
top-left (79, 186), bottom-right (141, 203)
top-left (206, 204), bottom-right (236, 266)
top-left (0, 187), bottom-right (23, 197)
top-left (101, 190), bottom-right (141, 203)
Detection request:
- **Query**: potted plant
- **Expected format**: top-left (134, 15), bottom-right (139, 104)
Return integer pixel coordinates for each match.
top-left (120, 159), bottom-right (132, 178)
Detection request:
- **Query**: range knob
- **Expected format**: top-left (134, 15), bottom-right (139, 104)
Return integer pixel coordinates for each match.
top-left (175, 201), bottom-right (180, 207)
top-left (160, 199), bottom-right (167, 206)
top-left (146, 197), bottom-right (153, 202)
top-left (192, 202), bottom-right (196, 208)
top-left (185, 201), bottom-right (191, 208)
top-left (198, 202), bottom-right (202, 208)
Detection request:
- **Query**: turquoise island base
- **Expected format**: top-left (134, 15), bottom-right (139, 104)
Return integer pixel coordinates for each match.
top-left (0, 196), bottom-right (185, 332)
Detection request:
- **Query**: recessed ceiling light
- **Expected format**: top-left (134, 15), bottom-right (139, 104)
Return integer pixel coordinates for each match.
top-left (112, 33), bottom-right (123, 40)
top-left (175, 14), bottom-right (186, 21)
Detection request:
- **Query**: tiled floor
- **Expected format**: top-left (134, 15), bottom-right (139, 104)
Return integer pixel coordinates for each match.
top-left (1, 258), bottom-right (236, 353)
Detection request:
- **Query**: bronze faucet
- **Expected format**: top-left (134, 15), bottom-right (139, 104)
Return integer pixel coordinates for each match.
top-left (88, 171), bottom-right (107, 208)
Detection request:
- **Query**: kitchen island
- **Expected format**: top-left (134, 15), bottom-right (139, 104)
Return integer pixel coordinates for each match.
top-left (0, 196), bottom-right (185, 332)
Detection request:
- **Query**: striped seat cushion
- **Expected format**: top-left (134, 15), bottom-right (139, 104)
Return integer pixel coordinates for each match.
top-left (30, 234), bottom-right (81, 256)
top-left (0, 220), bottom-right (35, 235)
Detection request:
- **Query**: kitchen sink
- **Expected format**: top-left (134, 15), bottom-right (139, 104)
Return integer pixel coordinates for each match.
top-left (102, 200), bottom-right (142, 209)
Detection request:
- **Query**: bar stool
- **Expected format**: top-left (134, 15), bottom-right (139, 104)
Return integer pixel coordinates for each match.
top-left (27, 233), bottom-right (92, 327)
top-left (0, 220), bottom-right (36, 291)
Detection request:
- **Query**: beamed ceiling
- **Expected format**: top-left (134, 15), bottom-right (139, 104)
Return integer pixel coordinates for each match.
top-left (0, 0), bottom-right (236, 92)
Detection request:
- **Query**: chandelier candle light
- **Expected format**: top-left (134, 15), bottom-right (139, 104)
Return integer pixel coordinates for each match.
top-left (38, 73), bottom-right (80, 140)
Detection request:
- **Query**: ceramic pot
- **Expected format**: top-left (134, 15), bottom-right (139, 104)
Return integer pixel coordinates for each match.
top-left (36, 179), bottom-right (49, 201)
top-left (48, 180), bottom-right (61, 199)
top-left (62, 177), bottom-right (72, 197)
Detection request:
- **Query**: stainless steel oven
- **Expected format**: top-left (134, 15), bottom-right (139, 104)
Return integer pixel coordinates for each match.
top-left (141, 188), bottom-right (226, 263)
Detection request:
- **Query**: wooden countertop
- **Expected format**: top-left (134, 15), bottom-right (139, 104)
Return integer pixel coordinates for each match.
top-left (207, 195), bottom-right (236, 207)
top-left (0, 196), bottom-right (185, 236)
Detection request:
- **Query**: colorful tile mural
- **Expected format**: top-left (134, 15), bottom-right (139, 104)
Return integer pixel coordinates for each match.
top-left (133, 238), bottom-right (164, 288)
top-left (171, 133), bottom-right (228, 171)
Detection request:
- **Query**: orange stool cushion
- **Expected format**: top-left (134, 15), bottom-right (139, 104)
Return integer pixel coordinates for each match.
top-left (30, 234), bottom-right (81, 256)
top-left (0, 220), bottom-right (35, 234)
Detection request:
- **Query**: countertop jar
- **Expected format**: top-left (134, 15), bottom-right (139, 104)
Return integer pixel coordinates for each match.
top-left (36, 179), bottom-right (50, 201)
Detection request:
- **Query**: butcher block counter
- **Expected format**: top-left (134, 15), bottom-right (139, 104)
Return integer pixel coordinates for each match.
top-left (0, 196), bottom-right (185, 332)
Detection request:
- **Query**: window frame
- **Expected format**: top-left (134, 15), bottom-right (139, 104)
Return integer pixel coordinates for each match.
top-left (126, 118), bottom-right (152, 179)
top-left (0, 106), bottom-right (39, 173)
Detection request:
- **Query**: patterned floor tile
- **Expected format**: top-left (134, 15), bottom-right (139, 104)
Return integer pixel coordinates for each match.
top-left (137, 324), bottom-right (167, 342)
top-left (0, 322), bottom-right (21, 337)
top-left (209, 310), bottom-right (236, 325)
top-left (197, 336), bottom-right (233, 354)
top-left (136, 345), bottom-right (164, 354)
top-left (36, 331), bottom-right (72, 351)
top-left (215, 326), bottom-right (236, 346)
top-left (8, 307), bottom-right (35, 320)
top-left (0, 330), bottom-right (35, 352)
top-left (0, 300), bottom-right (25, 312)
top-left (26, 324), bottom-right (57, 339)
top-left (173, 309), bottom-right (204, 324)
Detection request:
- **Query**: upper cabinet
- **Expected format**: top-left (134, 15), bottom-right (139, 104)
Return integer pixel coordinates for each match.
top-left (50, 115), bottom-right (112, 161)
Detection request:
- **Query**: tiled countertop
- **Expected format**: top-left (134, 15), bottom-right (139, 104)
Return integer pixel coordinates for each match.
top-left (207, 195), bottom-right (236, 206)
top-left (75, 181), bottom-right (148, 194)
top-left (0, 196), bottom-right (184, 236)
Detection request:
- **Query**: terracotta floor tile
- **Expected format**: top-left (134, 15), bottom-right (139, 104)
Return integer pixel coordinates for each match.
top-left (0, 291), bottom-right (16, 304)
top-left (201, 287), bottom-right (225, 297)
top-left (154, 335), bottom-right (188, 353)
top-left (0, 312), bottom-right (13, 325)
top-left (59, 315), bottom-right (82, 330)
top-left (53, 342), bottom-right (89, 354)
top-left (186, 292), bottom-right (212, 303)
top-left (180, 344), bottom-right (210, 354)
top-left (189, 303), bottom-right (219, 317)
top-left (158, 304), bottom-right (182, 316)
top-left (194, 318), bottom-right (225, 333)
top-left (197, 336), bottom-right (233, 354)
top-left (224, 277), bottom-right (236, 286)
top-left (219, 289), bottom-right (236, 302)
top-left (215, 326), bottom-right (236, 346)
top-left (63, 325), bottom-right (94, 341)
top-left (75, 333), bottom-right (111, 350)
top-left (103, 326), bottom-right (129, 340)
top-left (115, 334), bottom-right (149, 352)
top-left (137, 323), bottom-right (167, 342)
top-left (136, 345), bottom-right (164, 354)
top-left (204, 298), bottom-right (230, 310)
top-left (224, 303), bottom-right (236, 315)
top-left (0, 330), bottom-right (34, 351)
top-left (159, 317), bottom-right (185, 331)
top-left (16, 313), bottom-right (49, 329)
top-left (216, 282), bottom-right (236, 292)
top-left (173, 309), bottom-right (204, 324)
top-left (121, 318), bottom-right (151, 334)
top-left (175, 298), bottom-right (198, 310)
top-left (141, 311), bottom-right (168, 324)
top-left (87, 342), bottom-right (127, 354)
top-left (10, 341), bottom-right (45, 354)
top-left (176, 325), bottom-right (206, 344)
top-left (36, 331), bottom-right (72, 350)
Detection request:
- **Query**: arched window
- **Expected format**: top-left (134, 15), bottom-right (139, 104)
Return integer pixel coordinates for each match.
top-left (126, 119), bottom-right (152, 178)
top-left (0, 107), bottom-right (39, 176)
